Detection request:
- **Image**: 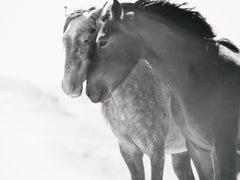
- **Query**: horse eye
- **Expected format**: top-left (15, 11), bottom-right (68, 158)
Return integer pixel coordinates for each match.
top-left (99, 40), bottom-right (107, 47)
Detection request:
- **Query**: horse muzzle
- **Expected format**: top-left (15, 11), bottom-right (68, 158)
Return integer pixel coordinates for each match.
top-left (86, 85), bottom-right (111, 103)
top-left (86, 87), bottom-right (102, 103)
top-left (61, 80), bottom-right (83, 98)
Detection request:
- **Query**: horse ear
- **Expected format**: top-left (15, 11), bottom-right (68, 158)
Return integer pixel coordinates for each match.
top-left (88, 8), bottom-right (104, 22)
top-left (88, 2), bottom-right (108, 22)
top-left (111, 0), bottom-right (123, 20)
top-left (64, 6), bottom-right (73, 17)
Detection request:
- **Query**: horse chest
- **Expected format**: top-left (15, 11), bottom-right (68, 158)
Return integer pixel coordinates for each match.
top-left (102, 76), bottom-right (168, 153)
top-left (102, 94), bottom-right (150, 151)
top-left (101, 60), bottom-right (187, 154)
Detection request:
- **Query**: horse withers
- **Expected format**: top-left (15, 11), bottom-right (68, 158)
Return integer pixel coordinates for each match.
top-left (87, 0), bottom-right (240, 179)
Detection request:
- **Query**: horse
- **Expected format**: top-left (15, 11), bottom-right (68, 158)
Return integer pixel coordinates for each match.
top-left (86, 0), bottom-right (240, 179)
top-left (61, 4), bottom-right (195, 180)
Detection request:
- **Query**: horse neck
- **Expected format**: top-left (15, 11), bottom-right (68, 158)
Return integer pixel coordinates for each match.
top-left (134, 14), bottom-right (214, 91)
top-left (107, 59), bottom-right (169, 111)
top-left (135, 13), bottom-right (209, 59)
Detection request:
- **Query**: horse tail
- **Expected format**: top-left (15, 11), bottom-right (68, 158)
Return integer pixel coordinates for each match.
top-left (218, 38), bottom-right (239, 53)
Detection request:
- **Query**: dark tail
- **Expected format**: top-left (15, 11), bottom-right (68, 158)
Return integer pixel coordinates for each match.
top-left (218, 38), bottom-right (239, 53)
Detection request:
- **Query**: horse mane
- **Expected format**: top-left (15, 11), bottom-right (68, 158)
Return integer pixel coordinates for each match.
top-left (63, 7), bottom-right (96, 33)
top-left (122, 0), bottom-right (215, 39)
top-left (217, 38), bottom-right (239, 53)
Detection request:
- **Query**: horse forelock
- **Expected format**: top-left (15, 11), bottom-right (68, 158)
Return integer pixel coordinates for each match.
top-left (63, 7), bottom-right (96, 33)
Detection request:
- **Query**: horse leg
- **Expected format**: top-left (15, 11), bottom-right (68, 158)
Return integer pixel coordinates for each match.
top-left (186, 140), bottom-right (214, 180)
top-left (235, 139), bottom-right (240, 178)
top-left (149, 144), bottom-right (165, 180)
top-left (171, 151), bottom-right (195, 180)
top-left (119, 143), bottom-right (145, 180)
top-left (213, 137), bottom-right (237, 180)
top-left (236, 152), bottom-right (240, 177)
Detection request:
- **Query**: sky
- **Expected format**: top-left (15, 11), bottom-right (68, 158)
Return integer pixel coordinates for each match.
top-left (0, 0), bottom-right (239, 85)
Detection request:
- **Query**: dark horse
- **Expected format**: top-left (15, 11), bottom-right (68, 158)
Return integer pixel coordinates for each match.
top-left (86, 0), bottom-right (240, 179)
top-left (61, 3), bottom-right (195, 180)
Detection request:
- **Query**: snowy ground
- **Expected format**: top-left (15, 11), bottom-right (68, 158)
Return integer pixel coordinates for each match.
top-left (0, 76), bottom-right (200, 180)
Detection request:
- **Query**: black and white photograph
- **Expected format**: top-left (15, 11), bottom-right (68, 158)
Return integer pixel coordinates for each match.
top-left (1, 0), bottom-right (240, 179)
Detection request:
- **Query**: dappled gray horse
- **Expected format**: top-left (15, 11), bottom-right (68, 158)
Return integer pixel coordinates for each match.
top-left (62, 4), bottom-right (194, 180)
top-left (98, 59), bottom-right (194, 180)
top-left (86, 0), bottom-right (240, 179)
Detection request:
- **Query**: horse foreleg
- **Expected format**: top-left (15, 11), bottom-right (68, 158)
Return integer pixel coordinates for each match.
top-left (119, 143), bottom-right (145, 180)
top-left (171, 151), bottom-right (195, 180)
top-left (186, 140), bottom-right (214, 180)
top-left (149, 144), bottom-right (165, 180)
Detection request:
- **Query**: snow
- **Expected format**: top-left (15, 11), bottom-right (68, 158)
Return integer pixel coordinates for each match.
top-left (0, 75), bottom-right (198, 180)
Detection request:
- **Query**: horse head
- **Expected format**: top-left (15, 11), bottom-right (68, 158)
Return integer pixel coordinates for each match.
top-left (62, 6), bottom-right (105, 97)
top-left (86, 0), bottom-right (142, 103)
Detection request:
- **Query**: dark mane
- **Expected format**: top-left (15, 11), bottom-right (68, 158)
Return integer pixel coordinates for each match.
top-left (124, 0), bottom-right (215, 39)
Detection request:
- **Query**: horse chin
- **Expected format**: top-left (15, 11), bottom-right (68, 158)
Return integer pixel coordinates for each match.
top-left (98, 89), bottom-right (113, 104)
top-left (88, 88), bottom-right (111, 103)
top-left (89, 91), bottom-right (103, 103)
top-left (69, 85), bottom-right (83, 98)
top-left (70, 93), bottom-right (82, 98)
